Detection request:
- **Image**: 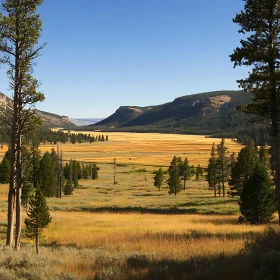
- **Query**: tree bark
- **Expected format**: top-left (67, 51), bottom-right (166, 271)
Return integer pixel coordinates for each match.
top-left (6, 85), bottom-right (18, 247)
top-left (213, 168), bottom-right (217, 198)
top-left (14, 134), bottom-right (22, 251)
top-left (36, 233), bottom-right (39, 255)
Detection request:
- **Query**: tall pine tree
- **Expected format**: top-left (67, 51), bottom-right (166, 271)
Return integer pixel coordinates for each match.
top-left (230, 0), bottom-right (280, 223)
top-left (0, 0), bottom-right (45, 249)
top-left (167, 156), bottom-right (181, 196)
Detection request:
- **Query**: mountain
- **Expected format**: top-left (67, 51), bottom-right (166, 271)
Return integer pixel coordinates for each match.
top-left (91, 90), bottom-right (258, 136)
top-left (0, 92), bottom-right (76, 128)
top-left (71, 118), bottom-right (104, 126)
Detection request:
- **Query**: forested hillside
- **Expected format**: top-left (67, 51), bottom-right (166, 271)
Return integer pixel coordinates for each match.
top-left (90, 90), bottom-right (270, 144)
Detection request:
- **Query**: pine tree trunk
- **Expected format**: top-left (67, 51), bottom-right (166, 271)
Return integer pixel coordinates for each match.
top-left (218, 167), bottom-right (221, 197)
top-left (14, 135), bottom-right (22, 251)
top-left (6, 89), bottom-right (18, 247)
top-left (184, 179), bottom-right (186, 191)
top-left (222, 164), bottom-right (225, 197)
top-left (36, 233), bottom-right (39, 254)
top-left (213, 168), bottom-right (217, 197)
top-left (272, 132), bottom-right (280, 224)
top-left (214, 171), bottom-right (217, 197)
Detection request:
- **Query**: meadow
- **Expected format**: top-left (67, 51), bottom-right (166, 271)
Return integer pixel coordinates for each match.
top-left (0, 132), bottom-right (274, 279)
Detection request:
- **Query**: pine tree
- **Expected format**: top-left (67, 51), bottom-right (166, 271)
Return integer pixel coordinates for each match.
top-left (167, 156), bottom-right (181, 196)
top-left (196, 164), bottom-right (203, 181)
top-left (230, 0), bottom-right (280, 223)
top-left (24, 188), bottom-right (51, 254)
top-left (21, 182), bottom-right (35, 208)
top-left (154, 167), bottom-right (164, 191)
top-left (229, 140), bottom-right (259, 197)
top-left (71, 160), bottom-right (79, 188)
top-left (39, 152), bottom-right (57, 197)
top-left (92, 163), bottom-right (99, 180)
top-left (240, 163), bottom-right (276, 225)
top-left (0, 156), bottom-right (10, 183)
top-left (259, 144), bottom-right (271, 170)
top-left (216, 138), bottom-right (230, 197)
top-left (0, 0), bottom-right (45, 249)
top-left (207, 143), bottom-right (217, 197)
top-left (63, 179), bottom-right (74, 196)
top-left (179, 158), bottom-right (192, 191)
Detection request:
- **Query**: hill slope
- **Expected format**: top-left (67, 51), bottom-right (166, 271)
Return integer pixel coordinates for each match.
top-left (0, 92), bottom-right (76, 128)
top-left (91, 90), bottom-right (256, 135)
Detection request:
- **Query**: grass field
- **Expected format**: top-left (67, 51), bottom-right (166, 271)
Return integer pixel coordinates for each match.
top-left (0, 132), bottom-right (273, 279)
top-left (0, 132), bottom-right (243, 166)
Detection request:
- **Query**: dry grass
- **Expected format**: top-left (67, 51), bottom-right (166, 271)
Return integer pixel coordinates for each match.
top-left (37, 132), bottom-right (243, 166)
top-left (0, 210), bottom-right (271, 280)
top-left (0, 132), bottom-right (268, 279)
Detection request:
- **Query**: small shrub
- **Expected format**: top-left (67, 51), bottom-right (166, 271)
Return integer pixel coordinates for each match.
top-left (136, 168), bottom-right (147, 172)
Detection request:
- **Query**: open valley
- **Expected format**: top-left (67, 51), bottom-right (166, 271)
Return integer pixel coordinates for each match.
top-left (0, 132), bottom-right (275, 279)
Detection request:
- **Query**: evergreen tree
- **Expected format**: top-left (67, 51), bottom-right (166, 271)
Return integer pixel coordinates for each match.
top-left (207, 143), bottom-right (217, 197)
top-left (63, 179), bottom-right (74, 196)
top-left (21, 182), bottom-right (35, 208)
top-left (0, 156), bottom-right (10, 183)
top-left (154, 167), bottom-right (164, 191)
top-left (64, 162), bottom-right (71, 180)
top-left (196, 164), bottom-right (203, 181)
top-left (0, 0), bottom-right (45, 249)
top-left (39, 152), bottom-right (57, 197)
top-left (229, 140), bottom-right (259, 197)
top-left (167, 156), bottom-right (181, 196)
top-left (216, 138), bottom-right (230, 197)
top-left (230, 0), bottom-right (280, 223)
top-left (24, 188), bottom-right (51, 254)
top-left (92, 163), bottom-right (99, 180)
top-left (240, 163), bottom-right (276, 225)
top-left (259, 144), bottom-right (271, 170)
top-left (178, 157), bottom-right (192, 191)
top-left (70, 160), bottom-right (79, 188)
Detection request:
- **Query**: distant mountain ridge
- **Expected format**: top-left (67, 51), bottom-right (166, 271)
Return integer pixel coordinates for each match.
top-left (91, 90), bottom-right (256, 136)
top-left (71, 118), bottom-right (104, 126)
top-left (0, 92), bottom-right (76, 128)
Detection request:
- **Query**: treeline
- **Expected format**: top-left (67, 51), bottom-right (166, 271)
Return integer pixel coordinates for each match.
top-left (0, 147), bottom-right (100, 199)
top-left (0, 127), bottom-right (109, 145)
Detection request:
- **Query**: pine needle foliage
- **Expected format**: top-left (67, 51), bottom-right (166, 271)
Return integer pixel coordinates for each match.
top-left (24, 188), bottom-right (51, 254)
top-left (154, 167), bottom-right (164, 191)
top-left (240, 163), bottom-right (276, 225)
top-left (167, 156), bottom-right (181, 196)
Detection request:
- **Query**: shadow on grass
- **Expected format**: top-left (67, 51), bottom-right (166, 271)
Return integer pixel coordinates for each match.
top-left (50, 205), bottom-right (238, 215)
top-left (142, 230), bottom-right (259, 241)
top-left (178, 198), bottom-right (236, 208)
top-left (76, 206), bottom-right (201, 214)
top-left (123, 253), bottom-right (254, 280)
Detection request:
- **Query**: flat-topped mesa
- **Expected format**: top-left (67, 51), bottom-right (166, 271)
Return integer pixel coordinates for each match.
top-left (91, 90), bottom-right (254, 135)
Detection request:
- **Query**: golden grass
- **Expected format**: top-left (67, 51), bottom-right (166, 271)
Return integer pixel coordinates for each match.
top-left (44, 211), bottom-right (266, 257)
top-left (37, 132), bottom-right (243, 166)
top-left (0, 132), bottom-right (267, 279)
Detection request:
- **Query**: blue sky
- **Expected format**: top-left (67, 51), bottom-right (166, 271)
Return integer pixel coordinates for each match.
top-left (0, 0), bottom-right (247, 118)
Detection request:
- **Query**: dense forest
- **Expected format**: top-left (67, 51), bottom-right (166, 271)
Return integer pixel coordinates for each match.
top-left (0, 128), bottom-right (109, 145)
